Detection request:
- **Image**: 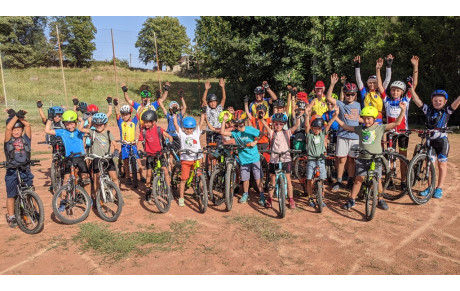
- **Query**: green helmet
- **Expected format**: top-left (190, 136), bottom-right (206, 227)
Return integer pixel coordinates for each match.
top-left (62, 110), bottom-right (78, 122)
top-left (140, 90), bottom-right (152, 98)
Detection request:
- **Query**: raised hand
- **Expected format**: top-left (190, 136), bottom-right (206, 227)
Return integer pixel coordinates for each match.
top-left (36, 100), bottom-right (43, 108)
top-left (376, 58), bottom-right (384, 69)
top-left (386, 54), bottom-right (394, 67)
top-left (113, 98), bottom-right (119, 106)
top-left (340, 76), bottom-right (347, 84)
top-left (399, 101), bottom-right (407, 111)
top-left (121, 83), bottom-right (128, 93)
top-left (205, 81), bottom-right (211, 90)
top-left (163, 82), bottom-right (171, 91)
top-left (219, 78), bottom-right (225, 88)
top-left (16, 110), bottom-right (27, 119)
top-left (353, 56), bottom-right (361, 68)
top-left (330, 73), bottom-right (339, 85)
top-left (178, 89), bottom-right (184, 97)
top-left (262, 80), bottom-right (269, 89)
top-left (106, 96), bottom-right (113, 105)
top-left (72, 97), bottom-right (79, 106)
top-left (411, 55), bottom-right (419, 67)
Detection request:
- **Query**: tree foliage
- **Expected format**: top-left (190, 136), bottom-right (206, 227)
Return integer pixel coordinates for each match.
top-left (136, 17), bottom-right (190, 70)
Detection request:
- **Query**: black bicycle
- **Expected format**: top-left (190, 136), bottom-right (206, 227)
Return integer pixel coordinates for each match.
top-left (0, 160), bottom-right (44, 234)
top-left (144, 150), bottom-right (173, 213)
top-left (49, 137), bottom-right (66, 194)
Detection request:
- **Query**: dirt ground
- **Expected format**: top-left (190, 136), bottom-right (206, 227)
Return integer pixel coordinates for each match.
top-left (1, 121), bottom-right (460, 275)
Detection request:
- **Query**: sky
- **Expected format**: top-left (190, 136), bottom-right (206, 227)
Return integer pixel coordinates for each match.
top-left (91, 16), bottom-right (199, 69)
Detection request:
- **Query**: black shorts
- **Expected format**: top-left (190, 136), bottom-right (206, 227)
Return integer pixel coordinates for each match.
top-left (391, 134), bottom-right (409, 151)
top-left (269, 162), bottom-right (292, 174)
top-left (206, 131), bottom-right (222, 146)
top-left (92, 158), bottom-right (116, 174)
top-left (429, 137), bottom-right (450, 162)
top-left (145, 154), bottom-right (167, 169)
top-left (64, 156), bottom-right (89, 174)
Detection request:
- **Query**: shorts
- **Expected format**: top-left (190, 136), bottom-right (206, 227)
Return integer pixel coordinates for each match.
top-left (240, 161), bottom-right (262, 181)
top-left (269, 162), bottom-right (292, 175)
top-left (390, 134), bottom-right (409, 151)
top-left (306, 159), bottom-right (326, 180)
top-left (355, 158), bottom-right (382, 178)
top-left (92, 158), bottom-right (116, 174)
top-left (64, 156), bottom-right (89, 174)
top-left (206, 131), bottom-right (222, 146)
top-left (336, 137), bottom-right (359, 158)
top-left (121, 144), bottom-right (139, 160)
top-left (5, 168), bottom-right (34, 198)
top-left (146, 154), bottom-right (167, 169)
top-left (429, 137), bottom-right (450, 162)
top-left (181, 160), bottom-right (195, 180)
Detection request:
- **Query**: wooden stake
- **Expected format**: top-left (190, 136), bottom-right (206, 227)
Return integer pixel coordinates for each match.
top-left (111, 29), bottom-right (119, 99)
top-left (56, 25), bottom-right (69, 107)
top-left (153, 31), bottom-right (162, 92)
top-left (0, 51), bottom-right (7, 108)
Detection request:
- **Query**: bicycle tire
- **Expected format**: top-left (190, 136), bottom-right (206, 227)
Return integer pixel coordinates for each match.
top-left (382, 152), bottom-right (409, 201)
top-left (277, 176), bottom-right (287, 218)
top-left (195, 173), bottom-right (208, 213)
top-left (294, 156), bottom-right (307, 181)
top-left (152, 175), bottom-right (172, 213)
top-left (130, 157), bottom-right (138, 188)
top-left (225, 163), bottom-right (235, 211)
top-left (170, 162), bottom-right (182, 198)
top-left (209, 168), bottom-right (225, 206)
top-left (365, 178), bottom-right (378, 221)
top-left (15, 191), bottom-right (44, 234)
top-left (52, 184), bottom-right (91, 225)
top-left (316, 180), bottom-right (324, 213)
top-left (50, 161), bottom-right (63, 194)
top-left (407, 153), bottom-right (436, 205)
top-left (96, 181), bottom-right (123, 222)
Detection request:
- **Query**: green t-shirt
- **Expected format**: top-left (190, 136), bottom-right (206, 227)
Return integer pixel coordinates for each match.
top-left (306, 130), bottom-right (326, 159)
top-left (354, 124), bottom-right (386, 159)
top-left (90, 129), bottom-right (114, 157)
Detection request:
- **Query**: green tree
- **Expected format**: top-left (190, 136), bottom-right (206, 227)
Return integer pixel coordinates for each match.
top-left (135, 17), bottom-right (190, 70)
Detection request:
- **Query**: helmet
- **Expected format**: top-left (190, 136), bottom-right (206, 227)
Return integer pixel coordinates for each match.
top-left (254, 86), bottom-right (265, 94)
top-left (311, 118), bottom-right (324, 128)
top-left (183, 117), bottom-right (197, 129)
top-left (169, 101), bottom-right (179, 109)
top-left (87, 104), bottom-right (99, 114)
top-left (92, 112), bottom-right (109, 125)
top-left (206, 94), bottom-right (218, 102)
top-left (13, 121), bottom-right (24, 128)
top-left (218, 110), bottom-right (232, 123)
top-left (360, 106), bottom-right (379, 119)
top-left (367, 75), bottom-right (377, 81)
top-left (431, 89), bottom-right (448, 100)
top-left (52, 106), bottom-right (64, 114)
top-left (62, 110), bottom-right (78, 122)
top-left (273, 99), bottom-right (286, 107)
top-left (297, 91), bottom-right (308, 102)
top-left (78, 101), bottom-right (88, 112)
top-left (140, 90), bottom-right (152, 98)
top-left (296, 100), bottom-right (306, 109)
top-left (343, 82), bottom-right (358, 93)
top-left (390, 81), bottom-right (406, 92)
top-left (141, 110), bottom-right (157, 122)
top-left (256, 103), bottom-right (268, 113)
top-left (232, 110), bottom-right (247, 124)
top-left (271, 113), bottom-right (288, 123)
top-left (120, 105), bottom-right (132, 114)
top-left (331, 93), bottom-right (339, 100)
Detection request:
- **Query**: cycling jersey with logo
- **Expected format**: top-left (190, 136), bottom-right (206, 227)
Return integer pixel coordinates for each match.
top-left (360, 87), bottom-right (383, 112)
top-left (310, 97), bottom-right (328, 117)
top-left (206, 104), bottom-right (223, 131)
top-left (354, 124), bottom-right (387, 159)
top-left (382, 91), bottom-right (411, 133)
top-left (422, 104), bottom-right (454, 139)
top-left (249, 98), bottom-right (271, 119)
top-left (131, 100), bottom-right (159, 128)
top-left (117, 115), bottom-right (138, 142)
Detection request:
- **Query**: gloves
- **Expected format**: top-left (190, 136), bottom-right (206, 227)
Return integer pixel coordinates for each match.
top-left (243, 95), bottom-right (250, 103)
top-left (178, 89), bottom-right (184, 97)
top-left (138, 150), bottom-right (145, 158)
top-left (106, 96), bottom-right (113, 105)
top-left (16, 110), bottom-right (26, 119)
top-left (113, 98), bottom-right (118, 106)
top-left (406, 76), bottom-right (413, 89)
top-left (163, 84), bottom-right (170, 91)
top-left (121, 85), bottom-right (128, 93)
top-left (7, 109), bottom-right (16, 117)
top-left (72, 98), bottom-right (79, 106)
top-left (47, 108), bottom-right (55, 120)
top-left (354, 59), bottom-right (360, 68)
top-left (290, 89), bottom-right (297, 96)
top-left (263, 82), bottom-right (269, 89)
top-left (172, 107), bottom-right (179, 114)
top-left (201, 106), bottom-right (207, 114)
top-left (386, 57), bottom-right (393, 68)
top-left (155, 90), bottom-right (161, 99)
top-left (36, 101), bottom-right (43, 108)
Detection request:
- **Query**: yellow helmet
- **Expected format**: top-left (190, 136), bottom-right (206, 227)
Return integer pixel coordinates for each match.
top-left (218, 110), bottom-right (233, 123)
top-left (360, 106), bottom-right (378, 119)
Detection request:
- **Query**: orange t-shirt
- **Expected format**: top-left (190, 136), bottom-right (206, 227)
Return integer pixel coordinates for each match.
top-left (250, 117), bottom-right (270, 144)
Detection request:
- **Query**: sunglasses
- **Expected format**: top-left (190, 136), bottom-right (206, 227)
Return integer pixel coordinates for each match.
top-left (274, 123), bottom-right (284, 126)
top-left (345, 94), bottom-right (356, 97)
top-left (237, 124), bottom-right (245, 128)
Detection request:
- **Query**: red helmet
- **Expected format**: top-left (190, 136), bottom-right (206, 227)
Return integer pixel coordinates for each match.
top-left (343, 82), bottom-right (358, 93)
top-left (87, 104), bottom-right (99, 114)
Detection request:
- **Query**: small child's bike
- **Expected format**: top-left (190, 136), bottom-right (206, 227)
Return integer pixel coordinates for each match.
top-left (308, 155), bottom-right (326, 213)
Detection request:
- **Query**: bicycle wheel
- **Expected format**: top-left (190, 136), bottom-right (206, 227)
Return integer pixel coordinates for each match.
top-left (50, 161), bottom-right (63, 194)
top-left (15, 191), bottom-right (44, 234)
top-left (365, 178), bottom-right (378, 221)
top-left (276, 176), bottom-right (287, 218)
top-left (225, 163), bottom-right (236, 211)
top-left (52, 184), bottom-right (91, 225)
top-left (294, 156), bottom-right (307, 181)
top-left (382, 153), bottom-right (409, 200)
top-left (209, 168), bottom-right (225, 206)
top-left (407, 153), bottom-right (436, 205)
top-left (195, 173), bottom-right (208, 213)
top-left (316, 180), bottom-right (324, 213)
top-left (170, 162), bottom-right (182, 198)
top-left (130, 157), bottom-right (138, 188)
top-left (96, 181), bottom-right (123, 222)
top-left (152, 175), bottom-right (172, 213)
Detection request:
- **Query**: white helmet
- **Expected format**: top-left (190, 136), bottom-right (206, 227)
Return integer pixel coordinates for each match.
top-left (120, 105), bottom-right (132, 114)
top-left (390, 81), bottom-right (406, 92)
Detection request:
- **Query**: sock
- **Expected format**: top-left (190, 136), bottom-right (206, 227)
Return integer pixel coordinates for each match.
top-left (337, 178), bottom-right (343, 183)
top-left (243, 192), bottom-right (248, 196)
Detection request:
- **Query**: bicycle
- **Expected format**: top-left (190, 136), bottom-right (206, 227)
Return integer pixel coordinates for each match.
top-left (325, 130), bottom-right (337, 184)
top-left (52, 152), bottom-right (92, 225)
top-left (86, 153), bottom-right (123, 222)
top-left (144, 150), bottom-right (173, 213)
top-left (307, 155), bottom-right (326, 213)
top-left (0, 160), bottom-right (44, 234)
top-left (119, 140), bottom-right (139, 188)
top-left (293, 152), bottom-right (307, 181)
top-left (406, 128), bottom-right (452, 205)
top-left (260, 149), bottom-right (300, 218)
top-left (204, 131), bottom-right (219, 180)
top-left (49, 137), bottom-right (65, 194)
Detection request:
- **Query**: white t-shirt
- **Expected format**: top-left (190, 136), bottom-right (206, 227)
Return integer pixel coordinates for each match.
top-left (178, 126), bottom-right (203, 161)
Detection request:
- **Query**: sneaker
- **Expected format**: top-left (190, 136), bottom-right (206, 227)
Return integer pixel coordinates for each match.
top-left (332, 182), bottom-right (342, 191)
top-left (239, 193), bottom-right (249, 203)
top-left (342, 199), bottom-right (355, 210)
top-left (126, 178), bottom-right (132, 186)
top-left (378, 199), bottom-right (389, 210)
top-left (178, 198), bottom-right (185, 207)
top-left (288, 198), bottom-right (296, 209)
top-left (6, 214), bottom-right (17, 228)
top-left (258, 194), bottom-right (265, 206)
top-left (346, 179), bottom-right (354, 190)
top-left (58, 200), bottom-right (66, 212)
top-left (433, 188), bottom-right (443, 199)
top-left (308, 198), bottom-right (316, 208)
top-left (419, 187), bottom-right (431, 197)
top-left (140, 177), bottom-right (147, 183)
top-left (145, 189), bottom-right (152, 203)
top-left (265, 197), bottom-right (272, 208)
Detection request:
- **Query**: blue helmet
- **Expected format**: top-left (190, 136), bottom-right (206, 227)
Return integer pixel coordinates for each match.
top-left (272, 113), bottom-right (288, 123)
top-left (431, 90), bottom-right (448, 100)
top-left (92, 112), bottom-right (109, 125)
top-left (52, 106), bottom-right (64, 114)
top-left (183, 116), bottom-right (196, 129)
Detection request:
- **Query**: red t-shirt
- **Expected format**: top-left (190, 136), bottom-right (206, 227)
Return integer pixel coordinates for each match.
top-left (138, 126), bottom-right (164, 155)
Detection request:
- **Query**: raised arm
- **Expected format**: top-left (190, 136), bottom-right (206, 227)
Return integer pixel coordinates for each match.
top-left (383, 54), bottom-right (393, 90)
top-left (305, 109), bottom-right (311, 133)
top-left (79, 116), bottom-right (91, 133)
top-left (376, 58), bottom-right (385, 95)
top-left (261, 118), bottom-right (273, 136)
top-left (160, 82), bottom-right (170, 103)
top-left (202, 81), bottom-right (211, 106)
top-left (36, 101), bottom-right (47, 123)
top-left (335, 117), bottom-right (355, 133)
top-left (408, 83), bottom-right (423, 108)
top-left (263, 80), bottom-right (277, 101)
top-left (199, 111), bottom-right (206, 129)
top-left (179, 89), bottom-right (187, 115)
top-left (354, 56), bottom-right (364, 90)
top-left (290, 112), bottom-right (301, 132)
top-left (157, 98), bottom-right (168, 116)
top-left (386, 102), bottom-right (407, 130)
top-left (113, 98), bottom-right (120, 119)
top-left (162, 130), bottom-right (173, 142)
top-left (15, 111), bottom-right (32, 138)
top-left (411, 56), bottom-right (419, 90)
top-left (172, 113), bottom-right (180, 135)
top-left (219, 78), bottom-right (226, 108)
top-left (44, 119), bottom-right (56, 136)
top-left (243, 95), bottom-right (253, 119)
top-left (339, 76), bottom-right (346, 101)
top-left (326, 73), bottom-right (339, 105)
top-left (219, 114), bottom-right (233, 137)
top-left (72, 97), bottom-right (79, 113)
top-left (121, 83), bottom-right (134, 106)
top-left (106, 96), bottom-right (113, 119)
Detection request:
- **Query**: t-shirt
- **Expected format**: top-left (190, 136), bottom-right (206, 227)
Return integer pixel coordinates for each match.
top-left (421, 104), bottom-right (454, 139)
top-left (138, 125), bottom-right (164, 155)
top-left (322, 111), bottom-right (339, 131)
top-left (231, 126), bottom-right (260, 165)
top-left (336, 100), bottom-right (360, 140)
top-left (382, 92), bottom-right (411, 132)
top-left (177, 126), bottom-right (202, 161)
top-left (90, 129), bottom-right (114, 157)
top-left (117, 115), bottom-right (138, 142)
top-left (249, 117), bottom-right (270, 144)
top-left (360, 87), bottom-right (383, 112)
top-left (306, 130), bottom-right (326, 159)
top-left (310, 97), bottom-right (328, 117)
top-left (269, 129), bottom-right (292, 163)
top-left (249, 98), bottom-right (271, 119)
top-left (132, 101), bottom-right (159, 128)
top-left (55, 129), bottom-right (86, 157)
top-left (166, 112), bottom-right (183, 137)
top-left (5, 134), bottom-right (31, 166)
top-left (206, 104), bottom-right (223, 131)
top-left (354, 124), bottom-right (386, 159)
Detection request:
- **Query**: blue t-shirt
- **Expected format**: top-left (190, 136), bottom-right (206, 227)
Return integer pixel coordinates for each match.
top-left (166, 112), bottom-right (183, 137)
top-left (55, 129), bottom-right (86, 157)
top-left (336, 100), bottom-right (360, 140)
top-left (231, 126), bottom-right (260, 165)
top-left (322, 111), bottom-right (339, 131)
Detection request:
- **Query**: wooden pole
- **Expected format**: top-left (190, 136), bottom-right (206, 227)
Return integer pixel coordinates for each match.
top-left (0, 51), bottom-right (8, 108)
top-left (56, 25), bottom-right (69, 107)
top-left (195, 38), bottom-right (201, 104)
top-left (111, 29), bottom-right (119, 99)
top-left (153, 31), bottom-right (162, 92)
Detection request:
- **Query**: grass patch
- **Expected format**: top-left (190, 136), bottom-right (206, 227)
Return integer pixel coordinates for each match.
top-left (73, 219), bottom-right (197, 262)
top-left (32, 151), bottom-right (51, 155)
top-left (226, 214), bottom-right (294, 242)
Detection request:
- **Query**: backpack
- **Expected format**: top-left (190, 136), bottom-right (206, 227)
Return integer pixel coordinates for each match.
top-left (89, 129), bottom-right (112, 155)
top-left (5, 136), bottom-right (31, 166)
top-left (270, 130), bottom-right (290, 151)
top-left (142, 126), bottom-right (164, 150)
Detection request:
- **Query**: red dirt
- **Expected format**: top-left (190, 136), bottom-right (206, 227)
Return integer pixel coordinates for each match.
top-left (1, 122), bottom-right (460, 275)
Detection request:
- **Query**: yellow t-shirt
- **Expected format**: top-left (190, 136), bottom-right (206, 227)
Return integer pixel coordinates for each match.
top-left (249, 99), bottom-right (270, 119)
top-left (311, 97), bottom-right (328, 116)
top-left (363, 91), bottom-right (383, 112)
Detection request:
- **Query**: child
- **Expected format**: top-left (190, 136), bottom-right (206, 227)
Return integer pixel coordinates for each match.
top-left (114, 102), bottom-right (145, 186)
top-left (137, 110), bottom-right (173, 203)
top-left (172, 113), bottom-right (206, 206)
top-left (158, 89), bottom-right (187, 152)
top-left (4, 109), bottom-right (33, 228)
top-left (202, 78), bottom-right (226, 145)
top-left (244, 97), bottom-right (271, 155)
top-left (410, 85), bottom-right (460, 198)
top-left (261, 112), bottom-right (301, 209)
top-left (335, 103), bottom-right (407, 211)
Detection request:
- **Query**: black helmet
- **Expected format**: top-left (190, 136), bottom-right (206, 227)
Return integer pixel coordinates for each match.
top-left (141, 110), bottom-right (157, 122)
top-left (254, 86), bottom-right (265, 94)
top-left (311, 118), bottom-right (324, 128)
top-left (273, 99), bottom-right (285, 107)
top-left (256, 104), bottom-right (268, 112)
top-left (6, 117), bottom-right (24, 128)
top-left (207, 94), bottom-right (218, 102)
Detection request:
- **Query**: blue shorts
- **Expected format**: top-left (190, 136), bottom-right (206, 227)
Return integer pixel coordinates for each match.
top-left (121, 144), bottom-right (139, 160)
top-left (306, 159), bottom-right (326, 180)
top-left (5, 168), bottom-right (34, 198)
top-left (240, 161), bottom-right (262, 182)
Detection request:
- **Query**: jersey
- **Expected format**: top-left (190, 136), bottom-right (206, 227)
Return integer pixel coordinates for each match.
top-left (249, 117), bottom-right (270, 144)
top-left (360, 87), bottom-right (383, 112)
top-left (132, 101), bottom-right (159, 128)
top-left (422, 104), bottom-right (454, 139)
top-left (310, 97), bottom-right (328, 117)
top-left (117, 115), bottom-right (138, 142)
top-left (55, 129), bottom-right (86, 157)
top-left (249, 98), bottom-right (271, 119)
top-left (382, 92), bottom-right (411, 133)
top-left (166, 112), bottom-right (183, 137)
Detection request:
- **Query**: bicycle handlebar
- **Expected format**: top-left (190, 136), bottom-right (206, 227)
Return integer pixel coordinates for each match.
top-left (177, 149), bottom-right (204, 156)
top-left (0, 159), bottom-right (41, 168)
top-left (260, 149), bottom-right (301, 156)
top-left (353, 147), bottom-right (382, 158)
